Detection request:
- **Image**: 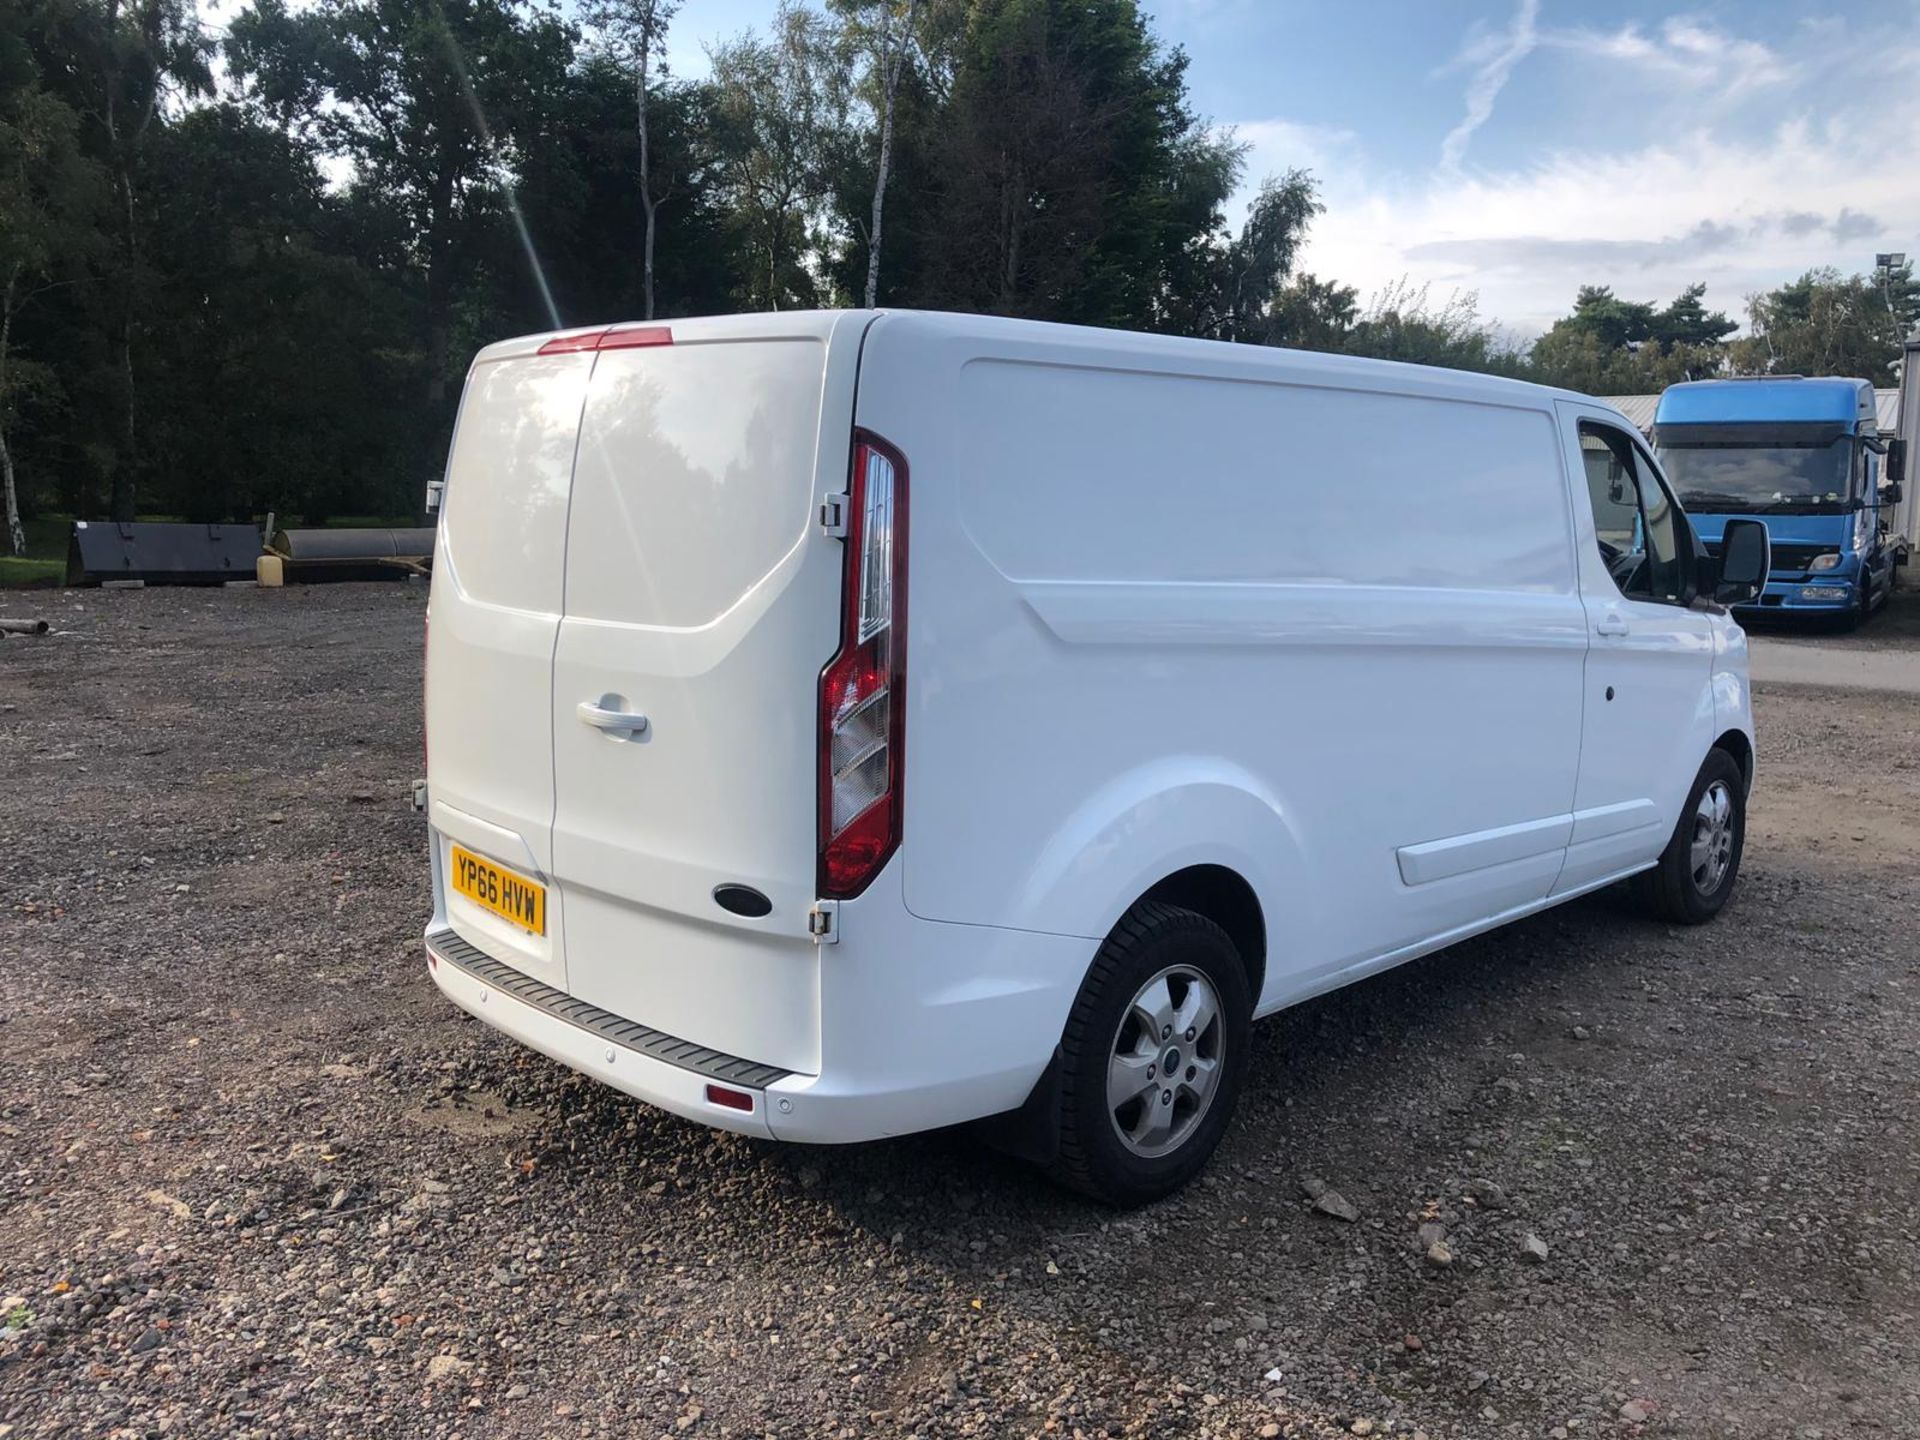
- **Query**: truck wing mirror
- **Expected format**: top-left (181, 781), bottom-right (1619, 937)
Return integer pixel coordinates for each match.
top-left (1885, 438), bottom-right (1905, 505)
top-left (1714, 518), bottom-right (1770, 606)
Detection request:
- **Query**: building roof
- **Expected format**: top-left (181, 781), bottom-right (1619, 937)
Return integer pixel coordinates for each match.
top-left (1599, 394), bottom-right (1660, 431)
top-left (1601, 387), bottom-right (1900, 436)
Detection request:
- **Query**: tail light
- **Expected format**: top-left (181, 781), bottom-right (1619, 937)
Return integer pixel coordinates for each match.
top-left (818, 432), bottom-right (908, 899)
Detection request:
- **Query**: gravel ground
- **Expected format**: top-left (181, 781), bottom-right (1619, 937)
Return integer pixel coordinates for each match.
top-left (3, 583), bottom-right (1918, 1440)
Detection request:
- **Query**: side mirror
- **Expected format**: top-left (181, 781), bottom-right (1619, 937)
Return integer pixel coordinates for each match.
top-left (1715, 517), bottom-right (1770, 606)
top-left (1887, 437), bottom-right (1905, 500)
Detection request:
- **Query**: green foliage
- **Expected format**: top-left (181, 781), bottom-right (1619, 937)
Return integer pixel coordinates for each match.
top-left (1524, 269), bottom-right (1912, 396)
top-left (707, 3), bottom-right (849, 311)
top-left (1260, 274), bottom-right (1525, 378)
top-left (1526, 282), bottom-right (1736, 392)
top-left (136, 104), bottom-right (421, 522)
top-left (6, 0), bottom-right (1913, 554)
top-left (906, 0), bottom-right (1240, 328)
top-left (1730, 264), bottom-right (1915, 386)
top-left (1265, 272), bottom-right (1358, 353)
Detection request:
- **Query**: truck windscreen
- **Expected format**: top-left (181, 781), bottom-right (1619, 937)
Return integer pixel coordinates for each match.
top-left (1655, 436), bottom-right (1853, 513)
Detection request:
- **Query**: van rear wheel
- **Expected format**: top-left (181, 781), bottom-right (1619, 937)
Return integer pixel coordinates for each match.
top-left (1048, 902), bottom-right (1251, 1205)
top-left (1634, 749), bottom-right (1746, 925)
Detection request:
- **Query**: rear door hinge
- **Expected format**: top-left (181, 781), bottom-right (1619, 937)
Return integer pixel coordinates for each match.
top-left (819, 493), bottom-right (850, 539)
top-left (808, 900), bottom-right (840, 944)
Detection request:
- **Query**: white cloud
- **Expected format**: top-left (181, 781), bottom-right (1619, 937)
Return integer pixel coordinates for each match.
top-left (1439, 0), bottom-right (1540, 171)
top-left (1294, 111), bottom-right (1920, 335)
top-left (1224, 119), bottom-right (1362, 223)
top-left (1551, 17), bottom-right (1793, 92)
top-left (1235, 13), bottom-right (1920, 338)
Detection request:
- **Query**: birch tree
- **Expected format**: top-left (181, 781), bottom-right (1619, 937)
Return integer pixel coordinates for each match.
top-left (709, 5), bottom-right (848, 311)
top-left (581, 0), bottom-right (680, 320)
top-left (835, 0), bottom-right (923, 308)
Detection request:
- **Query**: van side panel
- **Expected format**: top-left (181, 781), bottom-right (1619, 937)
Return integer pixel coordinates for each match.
top-left (860, 318), bottom-right (1588, 1003)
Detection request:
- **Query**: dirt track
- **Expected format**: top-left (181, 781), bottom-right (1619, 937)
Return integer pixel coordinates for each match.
top-left (3, 584), bottom-right (1919, 1439)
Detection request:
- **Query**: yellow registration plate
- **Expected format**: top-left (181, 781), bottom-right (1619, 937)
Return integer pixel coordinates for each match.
top-left (449, 844), bottom-right (546, 935)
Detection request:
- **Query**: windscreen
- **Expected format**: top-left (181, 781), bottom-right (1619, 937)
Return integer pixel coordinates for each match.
top-left (1656, 435), bottom-right (1854, 513)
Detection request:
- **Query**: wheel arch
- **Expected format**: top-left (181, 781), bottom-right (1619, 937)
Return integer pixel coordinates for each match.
top-left (1008, 757), bottom-right (1310, 1014)
top-left (1711, 727), bottom-right (1754, 794)
top-left (1137, 864), bottom-right (1267, 1011)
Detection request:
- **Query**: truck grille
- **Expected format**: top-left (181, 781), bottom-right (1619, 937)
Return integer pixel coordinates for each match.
top-left (1704, 539), bottom-right (1827, 573)
top-left (426, 928), bottom-right (794, 1089)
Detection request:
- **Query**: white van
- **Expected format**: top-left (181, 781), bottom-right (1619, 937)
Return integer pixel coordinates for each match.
top-left (421, 310), bottom-right (1770, 1204)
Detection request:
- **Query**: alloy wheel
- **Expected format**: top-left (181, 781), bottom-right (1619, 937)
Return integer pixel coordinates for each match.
top-left (1106, 965), bottom-right (1225, 1158)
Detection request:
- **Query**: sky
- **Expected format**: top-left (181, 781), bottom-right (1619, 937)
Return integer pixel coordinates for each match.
top-left (664, 0), bottom-right (1920, 338)
top-left (200, 0), bottom-right (1920, 339)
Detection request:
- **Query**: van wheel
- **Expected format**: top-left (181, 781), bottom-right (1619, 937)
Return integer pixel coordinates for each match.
top-left (1634, 749), bottom-right (1746, 925)
top-left (1048, 902), bottom-right (1251, 1205)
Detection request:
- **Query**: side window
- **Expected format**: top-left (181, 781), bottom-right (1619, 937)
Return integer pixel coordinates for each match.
top-left (1579, 422), bottom-right (1684, 604)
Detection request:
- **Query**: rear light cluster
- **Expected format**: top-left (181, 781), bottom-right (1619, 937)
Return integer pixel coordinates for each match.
top-left (536, 326), bottom-right (672, 355)
top-left (818, 432), bottom-right (907, 899)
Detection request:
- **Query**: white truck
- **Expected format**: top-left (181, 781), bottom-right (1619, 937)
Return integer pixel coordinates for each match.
top-left (420, 310), bottom-right (1768, 1203)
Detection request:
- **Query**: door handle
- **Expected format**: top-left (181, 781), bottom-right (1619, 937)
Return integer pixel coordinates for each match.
top-left (577, 698), bottom-right (649, 737)
top-left (1595, 614), bottom-right (1630, 638)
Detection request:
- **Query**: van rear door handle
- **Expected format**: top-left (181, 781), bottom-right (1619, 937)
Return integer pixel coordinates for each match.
top-left (1595, 614), bottom-right (1630, 637)
top-left (577, 699), bottom-right (649, 737)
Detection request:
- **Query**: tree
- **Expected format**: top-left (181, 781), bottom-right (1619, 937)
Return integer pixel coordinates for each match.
top-left (27, 0), bottom-right (214, 521)
top-left (0, 9), bottom-right (110, 552)
top-left (1264, 271), bottom-right (1358, 353)
top-left (1649, 282), bottom-right (1737, 351)
top-left (708, 4), bottom-right (848, 311)
top-left (136, 104), bottom-right (418, 523)
top-left (830, 0), bottom-right (931, 308)
top-left (1731, 265), bottom-right (1915, 386)
top-left (514, 56), bottom-right (738, 326)
top-left (1527, 282), bottom-right (1735, 392)
top-left (1340, 279), bottom-right (1523, 375)
top-left (1552, 285), bottom-right (1656, 351)
top-left (579, 0), bottom-right (678, 320)
top-left (916, 0), bottom-right (1236, 329)
top-left (1205, 168), bottom-right (1319, 344)
top-left (228, 0), bottom-right (577, 406)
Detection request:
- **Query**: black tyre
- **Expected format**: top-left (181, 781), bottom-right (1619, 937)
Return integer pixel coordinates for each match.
top-left (1634, 748), bottom-right (1746, 924)
top-left (1048, 902), bottom-right (1251, 1205)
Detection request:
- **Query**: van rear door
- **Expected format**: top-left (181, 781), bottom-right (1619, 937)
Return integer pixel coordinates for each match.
top-left (427, 339), bottom-right (593, 989)
top-left (549, 312), bottom-right (868, 1076)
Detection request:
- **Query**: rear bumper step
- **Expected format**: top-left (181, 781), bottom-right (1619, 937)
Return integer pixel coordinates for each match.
top-left (425, 928), bottom-right (792, 1089)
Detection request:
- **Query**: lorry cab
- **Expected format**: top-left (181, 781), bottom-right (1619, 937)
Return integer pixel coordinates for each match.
top-left (1653, 377), bottom-right (1902, 628)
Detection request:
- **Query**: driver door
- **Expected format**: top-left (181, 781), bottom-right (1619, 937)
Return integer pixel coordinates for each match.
top-left (1554, 405), bottom-right (1715, 895)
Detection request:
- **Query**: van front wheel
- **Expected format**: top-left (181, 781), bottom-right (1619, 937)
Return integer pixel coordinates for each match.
top-left (1049, 902), bottom-right (1251, 1205)
top-left (1635, 748), bottom-right (1746, 925)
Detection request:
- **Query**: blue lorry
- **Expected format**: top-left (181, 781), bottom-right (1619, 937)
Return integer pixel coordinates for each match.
top-left (1652, 377), bottom-right (1906, 629)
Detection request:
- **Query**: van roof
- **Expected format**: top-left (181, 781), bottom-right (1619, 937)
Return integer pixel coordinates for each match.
top-left (483, 307), bottom-right (1620, 418)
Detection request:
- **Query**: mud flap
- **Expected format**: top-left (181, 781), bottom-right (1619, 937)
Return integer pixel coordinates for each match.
top-left (968, 1048), bottom-right (1065, 1165)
